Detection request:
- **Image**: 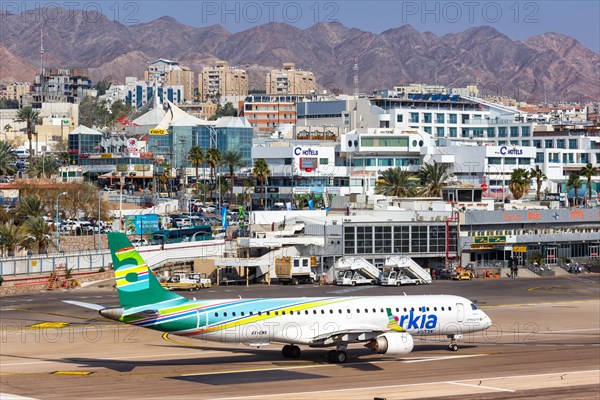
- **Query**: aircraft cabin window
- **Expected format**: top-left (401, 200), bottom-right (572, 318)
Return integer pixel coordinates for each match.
top-left (339, 309), bottom-right (343, 314)
top-left (356, 309), bottom-right (360, 313)
top-left (372, 308), bottom-right (376, 313)
top-left (224, 312), bottom-right (228, 317)
top-left (441, 307), bottom-right (444, 311)
top-left (241, 312), bottom-right (245, 316)
top-left (250, 311), bottom-right (254, 316)
top-left (434, 307), bottom-right (437, 311)
top-left (274, 311), bottom-right (278, 315)
top-left (215, 313), bottom-right (219, 317)
top-left (365, 309), bottom-right (369, 313)
top-left (404, 308), bottom-right (407, 312)
top-left (313, 310), bottom-right (317, 314)
top-left (380, 308), bottom-right (384, 313)
top-left (330, 310), bottom-right (334, 314)
top-left (395, 308), bottom-right (399, 312)
top-left (471, 304), bottom-right (478, 310)
top-left (448, 307), bottom-right (452, 311)
top-left (266, 311), bottom-right (270, 316)
top-left (411, 308), bottom-right (414, 311)
top-left (321, 310), bottom-right (325, 314)
top-left (305, 310), bottom-right (309, 315)
top-left (232, 312), bottom-right (236, 316)
top-left (347, 309), bottom-right (351, 313)
top-left (282, 311), bottom-right (286, 315)
top-left (426, 307), bottom-right (430, 311)
top-left (258, 311), bottom-right (262, 316)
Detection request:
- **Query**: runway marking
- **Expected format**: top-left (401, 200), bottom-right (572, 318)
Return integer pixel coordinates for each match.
top-left (26, 322), bottom-right (69, 330)
top-left (52, 371), bottom-right (93, 376)
top-left (447, 381), bottom-right (515, 393)
top-left (0, 393), bottom-right (40, 400)
top-left (402, 354), bottom-right (485, 363)
top-left (327, 287), bottom-right (371, 294)
top-left (181, 355), bottom-right (488, 377)
top-left (211, 369), bottom-right (600, 400)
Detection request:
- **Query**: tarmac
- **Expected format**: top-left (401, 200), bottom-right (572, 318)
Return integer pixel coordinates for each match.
top-left (1, 275), bottom-right (599, 399)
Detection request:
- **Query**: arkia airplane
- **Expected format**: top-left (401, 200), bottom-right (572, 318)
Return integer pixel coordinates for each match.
top-left (66, 232), bottom-right (493, 364)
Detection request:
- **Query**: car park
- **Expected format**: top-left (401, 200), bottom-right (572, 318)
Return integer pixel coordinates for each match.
top-left (131, 238), bottom-right (149, 246)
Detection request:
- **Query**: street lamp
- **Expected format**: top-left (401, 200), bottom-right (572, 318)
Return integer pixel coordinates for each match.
top-left (97, 192), bottom-right (102, 250)
top-left (55, 192), bottom-right (67, 252)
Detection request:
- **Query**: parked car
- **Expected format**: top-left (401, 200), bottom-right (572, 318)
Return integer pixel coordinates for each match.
top-left (131, 238), bottom-right (148, 247)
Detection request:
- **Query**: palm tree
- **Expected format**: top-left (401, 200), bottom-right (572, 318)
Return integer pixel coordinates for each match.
top-left (253, 159), bottom-right (270, 206)
top-left (16, 106), bottom-right (41, 164)
top-left (0, 221), bottom-right (26, 256)
top-left (508, 168), bottom-right (530, 200)
top-left (567, 173), bottom-right (583, 206)
top-left (375, 167), bottom-right (418, 197)
top-left (417, 162), bottom-right (448, 197)
top-left (529, 165), bottom-right (547, 201)
top-left (17, 195), bottom-right (46, 219)
top-left (27, 155), bottom-right (60, 178)
top-left (221, 150), bottom-right (246, 204)
top-left (23, 216), bottom-right (51, 254)
top-left (187, 146), bottom-right (204, 194)
top-left (205, 148), bottom-right (221, 202)
top-left (579, 163), bottom-right (598, 204)
top-left (0, 141), bottom-right (16, 176)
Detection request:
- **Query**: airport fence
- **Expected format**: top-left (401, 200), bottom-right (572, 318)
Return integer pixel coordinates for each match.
top-left (0, 250), bottom-right (111, 276)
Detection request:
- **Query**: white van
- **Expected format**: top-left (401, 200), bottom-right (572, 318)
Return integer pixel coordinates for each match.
top-left (13, 148), bottom-right (30, 159)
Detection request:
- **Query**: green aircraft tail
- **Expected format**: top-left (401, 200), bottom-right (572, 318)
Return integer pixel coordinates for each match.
top-left (107, 232), bottom-right (181, 309)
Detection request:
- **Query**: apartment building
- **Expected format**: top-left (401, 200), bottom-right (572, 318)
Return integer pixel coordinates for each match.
top-left (266, 63), bottom-right (316, 95)
top-left (32, 68), bottom-right (92, 107)
top-left (239, 94), bottom-right (299, 133)
top-left (2, 82), bottom-right (32, 105)
top-left (198, 61), bottom-right (248, 102)
top-left (144, 59), bottom-right (195, 102)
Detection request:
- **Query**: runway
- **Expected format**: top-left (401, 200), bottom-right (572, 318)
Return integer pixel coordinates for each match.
top-left (1, 275), bottom-right (599, 399)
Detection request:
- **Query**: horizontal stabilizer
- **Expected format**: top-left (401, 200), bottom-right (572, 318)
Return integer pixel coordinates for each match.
top-left (63, 300), bottom-right (105, 311)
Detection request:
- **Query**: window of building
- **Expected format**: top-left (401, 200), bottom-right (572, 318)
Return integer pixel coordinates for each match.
top-left (518, 158), bottom-right (531, 164)
top-left (521, 126), bottom-right (530, 136)
top-left (569, 139), bottom-right (578, 149)
top-left (488, 157), bottom-right (502, 165)
top-left (545, 140), bottom-right (554, 149)
top-left (423, 113), bottom-right (432, 123)
top-left (556, 139), bottom-right (565, 149)
top-left (377, 158), bottom-right (394, 167)
top-left (487, 128), bottom-right (495, 138)
top-left (533, 140), bottom-right (541, 149)
top-left (448, 114), bottom-right (457, 124)
top-left (319, 158), bottom-right (328, 165)
top-left (436, 127), bottom-right (445, 137)
top-left (284, 158), bottom-right (292, 165)
top-left (505, 158), bottom-right (517, 165)
top-left (436, 113), bottom-right (444, 123)
top-left (396, 114), bottom-right (403, 123)
top-left (521, 140), bottom-right (530, 147)
top-left (449, 127), bottom-right (457, 137)
top-left (410, 112), bottom-right (419, 123)
top-left (374, 226), bottom-right (392, 254)
top-left (356, 226), bottom-right (373, 254)
top-left (535, 152), bottom-right (544, 163)
top-left (510, 127), bottom-right (519, 137)
top-left (423, 127), bottom-right (432, 134)
top-left (498, 127), bottom-right (507, 137)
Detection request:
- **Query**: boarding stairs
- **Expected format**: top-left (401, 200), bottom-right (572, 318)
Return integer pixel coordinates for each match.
top-left (334, 257), bottom-right (382, 282)
top-left (385, 256), bottom-right (432, 284)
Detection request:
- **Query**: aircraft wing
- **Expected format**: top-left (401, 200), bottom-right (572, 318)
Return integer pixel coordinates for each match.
top-left (63, 300), bottom-right (106, 311)
top-left (310, 325), bottom-right (385, 345)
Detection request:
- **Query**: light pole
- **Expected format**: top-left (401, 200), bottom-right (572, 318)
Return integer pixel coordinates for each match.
top-left (97, 192), bottom-right (102, 250)
top-left (55, 192), bottom-right (67, 252)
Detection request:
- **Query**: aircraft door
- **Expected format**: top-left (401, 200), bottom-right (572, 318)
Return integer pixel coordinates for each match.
top-left (197, 309), bottom-right (207, 331)
top-left (456, 303), bottom-right (464, 323)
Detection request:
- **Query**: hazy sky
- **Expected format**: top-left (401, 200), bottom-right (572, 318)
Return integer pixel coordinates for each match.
top-left (8, 1), bottom-right (600, 52)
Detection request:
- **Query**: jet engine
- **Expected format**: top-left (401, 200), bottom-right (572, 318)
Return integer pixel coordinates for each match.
top-left (365, 332), bottom-right (414, 355)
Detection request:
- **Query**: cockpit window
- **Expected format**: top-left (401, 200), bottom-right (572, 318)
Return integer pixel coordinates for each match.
top-left (471, 303), bottom-right (478, 310)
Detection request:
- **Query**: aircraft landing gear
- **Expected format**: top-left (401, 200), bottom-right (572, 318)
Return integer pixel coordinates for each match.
top-left (447, 334), bottom-right (462, 351)
top-left (282, 344), bottom-right (301, 358)
top-left (326, 344), bottom-right (348, 363)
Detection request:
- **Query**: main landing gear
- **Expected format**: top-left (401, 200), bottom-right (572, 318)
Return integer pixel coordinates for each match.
top-left (282, 344), bottom-right (301, 358)
top-left (326, 343), bottom-right (348, 363)
top-left (447, 334), bottom-right (462, 351)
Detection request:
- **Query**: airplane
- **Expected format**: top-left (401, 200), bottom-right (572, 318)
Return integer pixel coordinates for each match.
top-left (65, 232), bottom-right (493, 364)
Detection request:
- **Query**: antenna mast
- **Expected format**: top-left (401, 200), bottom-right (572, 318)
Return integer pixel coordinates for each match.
top-left (353, 57), bottom-right (359, 96)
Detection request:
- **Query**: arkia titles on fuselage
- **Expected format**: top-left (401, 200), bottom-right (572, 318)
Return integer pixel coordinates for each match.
top-left (65, 232), bottom-right (492, 364)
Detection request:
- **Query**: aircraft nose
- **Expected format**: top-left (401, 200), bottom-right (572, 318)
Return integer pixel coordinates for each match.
top-left (483, 312), bottom-right (493, 328)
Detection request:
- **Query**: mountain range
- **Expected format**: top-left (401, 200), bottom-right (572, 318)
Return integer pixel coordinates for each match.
top-left (0, 9), bottom-right (599, 102)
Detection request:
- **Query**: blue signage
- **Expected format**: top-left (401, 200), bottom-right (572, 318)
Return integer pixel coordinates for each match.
top-left (126, 214), bottom-right (159, 235)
